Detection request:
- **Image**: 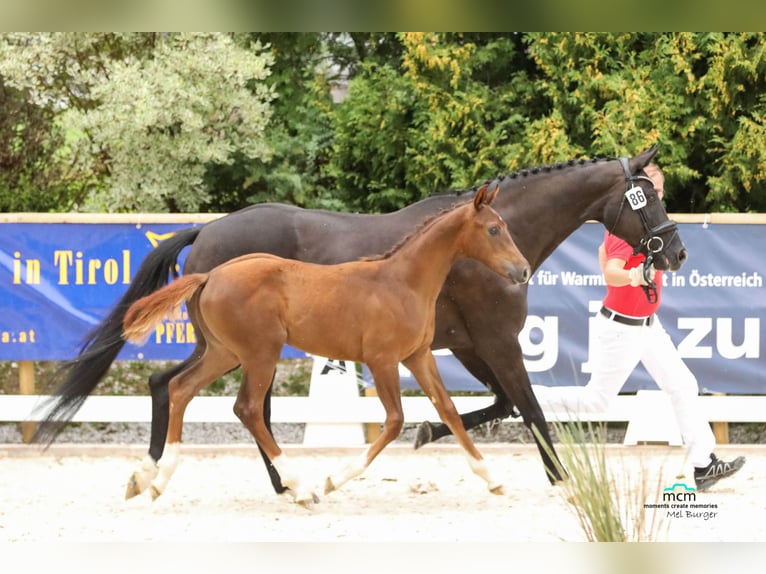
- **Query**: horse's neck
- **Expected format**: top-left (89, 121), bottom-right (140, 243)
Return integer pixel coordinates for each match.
top-left (383, 209), bottom-right (467, 296)
top-left (494, 168), bottom-right (613, 271)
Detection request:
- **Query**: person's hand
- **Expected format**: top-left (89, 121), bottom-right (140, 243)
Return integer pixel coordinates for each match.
top-left (629, 264), bottom-right (655, 287)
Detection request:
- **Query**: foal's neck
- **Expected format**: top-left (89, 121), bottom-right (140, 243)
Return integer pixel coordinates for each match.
top-left (383, 206), bottom-right (470, 294)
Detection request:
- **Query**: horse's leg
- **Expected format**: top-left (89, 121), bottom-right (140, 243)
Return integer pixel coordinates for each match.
top-left (125, 353), bottom-right (203, 500)
top-left (235, 351), bottom-right (317, 505)
top-left (324, 362), bottom-right (403, 495)
top-left (149, 345), bottom-right (239, 500)
top-left (498, 352), bottom-right (565, 483)
top-left (403, 349), bottom-right (503, 494)
top-left (428, 342), bottom-right (565, 484)
top-left (415, 347), bottom-right (518, 448)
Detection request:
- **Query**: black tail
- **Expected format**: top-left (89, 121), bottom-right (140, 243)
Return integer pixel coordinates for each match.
top-left (34, 226), bottom-right (202, 444)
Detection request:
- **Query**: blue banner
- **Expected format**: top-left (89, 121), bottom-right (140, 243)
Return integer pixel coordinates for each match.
top-left (1, 219), bottom-right (764, 395)
top-left (0, 221), bottom-right (305, 361)
top-left (370, 222), bottom-right (766, 395)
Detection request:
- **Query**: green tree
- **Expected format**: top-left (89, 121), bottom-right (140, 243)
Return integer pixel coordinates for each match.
top-left (330, 32), bottom-right (766, 214)
top-left (0, 78), bottom-right (77, 212)
top-left (523, 32), bottom-right (766, 212)
top-left (0, 32), bottom-right (274, 213)
top-left (703, 33), bottom-right (766, 212)
top-left (201, 33), bottom-right (338, 212)
top-left (330, 32), bottom-right (531, 212)
top-left (4, 33), bottom-right (766, 215)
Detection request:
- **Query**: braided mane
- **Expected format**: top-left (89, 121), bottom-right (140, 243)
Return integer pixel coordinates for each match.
top-left (362, 155), bottom-right (619, 262)
top-left (452, 155), bottom-right (617, 197)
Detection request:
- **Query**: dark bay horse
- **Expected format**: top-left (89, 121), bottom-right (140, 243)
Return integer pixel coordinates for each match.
top-left (121, 186), bottom-right (530, 503)
top-left (38, 146), bottom-right (687, 496)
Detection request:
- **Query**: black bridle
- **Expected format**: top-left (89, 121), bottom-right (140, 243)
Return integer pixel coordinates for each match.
top-left (610, 157), bottom-right (679, 304)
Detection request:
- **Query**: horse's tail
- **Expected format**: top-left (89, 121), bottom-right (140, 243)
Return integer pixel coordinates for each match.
top-left (123, 274), bottom-right (208, 344)
top-left (34, 227), bottom-right (202, 444)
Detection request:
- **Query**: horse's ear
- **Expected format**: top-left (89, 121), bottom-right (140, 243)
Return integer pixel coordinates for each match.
top-left (631, 145), bottom-right (659, 172)
top-left (473, 184), bottom-right (488, 210)
top-left (487, 182), bottom-right (499, 205)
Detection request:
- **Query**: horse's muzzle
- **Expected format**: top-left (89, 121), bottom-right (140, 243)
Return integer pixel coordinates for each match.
top-left (655, 246), bottom-right (688, 272)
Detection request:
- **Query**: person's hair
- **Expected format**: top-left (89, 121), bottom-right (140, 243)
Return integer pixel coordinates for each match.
top-left (644, 162), bottom-right (664, 193)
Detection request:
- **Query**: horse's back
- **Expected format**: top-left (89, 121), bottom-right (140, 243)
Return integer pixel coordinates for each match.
top-left (184, 198), bottom-right (460, 274)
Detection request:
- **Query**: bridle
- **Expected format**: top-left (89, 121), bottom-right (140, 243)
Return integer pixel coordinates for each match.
top-left (610, 156), bottom-right (679, 304)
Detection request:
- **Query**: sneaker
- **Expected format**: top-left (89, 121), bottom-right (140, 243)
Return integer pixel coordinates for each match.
top-left (694, 453), bottom-right (746, 491)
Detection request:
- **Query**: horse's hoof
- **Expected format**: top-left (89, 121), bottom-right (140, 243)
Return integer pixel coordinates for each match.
top-left (489, 484), bottom-right (505, 496)
top-left (414, 421), bottom-right (433, 450)
top-left (125, 474), bottom-right (140, 500)
top-left (150, 485), bottom-right (162, 501)
top-left (324, 476), bottom-right (336, 495)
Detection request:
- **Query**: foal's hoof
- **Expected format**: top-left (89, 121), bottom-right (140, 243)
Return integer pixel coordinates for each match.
top-left (125, 474), bottom-right (141, 500)
top-left (489, 484), bottom-right (505, 496)
top-left (324, 477), bottom-right (337, 495)
top-left (150, 485), bottom-right (163, 501)
top-left (296, 492), bottom-right (321, 509)
top-left (414, 421), bottom-right (434, 450)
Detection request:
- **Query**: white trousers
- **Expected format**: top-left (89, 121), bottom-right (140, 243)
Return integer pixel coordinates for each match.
top-left (533, 312), bottom-right (715, 468)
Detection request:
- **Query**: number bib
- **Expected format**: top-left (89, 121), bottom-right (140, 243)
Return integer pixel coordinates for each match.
top-left (624, 186), bottom-right (647, 210)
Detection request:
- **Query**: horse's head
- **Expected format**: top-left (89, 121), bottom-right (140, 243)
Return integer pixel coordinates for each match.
top-left (604, 146), bottom-right (687, 271)
top-left (466, 183), bottom-right (531, 284)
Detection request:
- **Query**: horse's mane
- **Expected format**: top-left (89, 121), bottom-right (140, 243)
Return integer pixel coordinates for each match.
top-left (450, 155), bottom-right (616, 197)
top-left (361, 155), bottom-right (618, 262)
top-left (361, 200), bottom-right (469, 262)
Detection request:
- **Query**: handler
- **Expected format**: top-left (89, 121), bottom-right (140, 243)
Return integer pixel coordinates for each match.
top-left (533, 163), bottom-right (745, 491)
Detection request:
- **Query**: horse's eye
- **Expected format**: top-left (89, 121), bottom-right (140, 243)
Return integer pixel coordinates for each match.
top-left (489, 226), bottom-right (500, 236)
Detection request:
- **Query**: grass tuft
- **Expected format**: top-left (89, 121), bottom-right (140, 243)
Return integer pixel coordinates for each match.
top-left (533, 418), bottom-right (668, 542)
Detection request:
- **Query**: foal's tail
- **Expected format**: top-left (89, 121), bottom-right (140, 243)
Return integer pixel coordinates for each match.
top-left (123, 274), bottom-right (209, 344)
top-left (34, 227), bottom-right (202, 445)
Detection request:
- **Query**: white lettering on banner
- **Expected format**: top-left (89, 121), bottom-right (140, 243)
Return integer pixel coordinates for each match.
top-left (677, 317), bottom-right (760, 360)
top-left (581, 300), bottom-right (601, 374)
top-left (528, 269), bottom-right (559, 286)
top-left (579, 302), bottom-right (760, 374)
top-left (677, 318), bottom-right (712, 358)
top-left (718, 318), bottom-right (760, 359)
top-left (560, 271), bottom-right (606, 287)
top-left (687, 269), bottom-right (764, 288)
top-left (520, 315), bottom-right (559, 372)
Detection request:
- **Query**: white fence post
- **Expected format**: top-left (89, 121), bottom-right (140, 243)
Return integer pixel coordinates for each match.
top-left (302, 356), bottom-right (365, 446)
top-left (623, 390), bottom-right (683, 446)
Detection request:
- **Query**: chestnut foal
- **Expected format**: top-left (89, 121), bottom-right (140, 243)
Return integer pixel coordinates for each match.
top-left (122, 184), bottom-right (530, 504)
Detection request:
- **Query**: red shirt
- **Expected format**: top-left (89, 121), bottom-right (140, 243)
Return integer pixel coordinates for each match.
top-left (601, 231), bottom-right (662, 317)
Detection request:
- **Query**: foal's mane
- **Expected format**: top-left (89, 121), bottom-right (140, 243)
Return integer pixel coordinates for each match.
top-left (361, 199), bottom-right (470, 262)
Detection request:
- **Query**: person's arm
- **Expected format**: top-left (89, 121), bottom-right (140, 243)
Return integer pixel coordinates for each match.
top-left (598, 243), bottom-right (653, 287)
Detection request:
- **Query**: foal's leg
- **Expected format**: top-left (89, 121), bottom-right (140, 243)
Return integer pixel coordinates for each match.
top-left (325, 362), bottom-right (404, 494)
top-left (235, 349), bottom-right (319, 505)
top-left (403, 348), bottom-right (504, 494)
top-left (149, 345), bottom-right (239, 500)
top-left (126, 353), bottom-right (201, 500)
top-left (256, 378), bottom-right (290, 494)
